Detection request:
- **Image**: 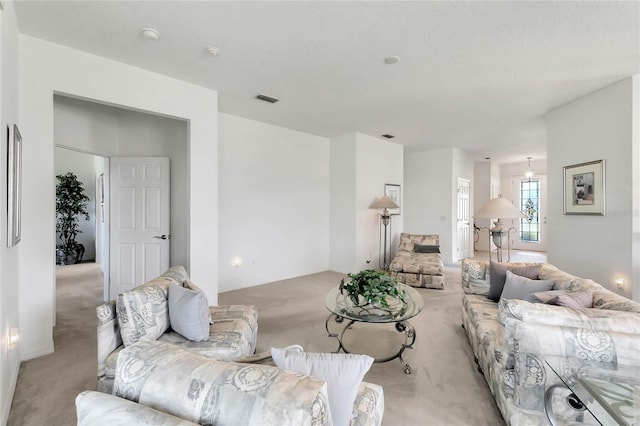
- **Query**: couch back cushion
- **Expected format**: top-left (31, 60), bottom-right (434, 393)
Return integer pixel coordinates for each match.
top-left (114, 341), bottom-right (331, 426)
top-left (116, 266), bottom-right (190, 347)
top-left (592, 289), bottom-right (640, 312)
top-left (397, 233), bottom-right (439, 252)
top-left (539, 264), bottom-right (640, 313)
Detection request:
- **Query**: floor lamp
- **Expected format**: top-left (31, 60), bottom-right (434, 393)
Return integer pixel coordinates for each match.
top-left (371, 195), bottom-right (399, 270)
top-left (474, 197), bottom-right (524, 262)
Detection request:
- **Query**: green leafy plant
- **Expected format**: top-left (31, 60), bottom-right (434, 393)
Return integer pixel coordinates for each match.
top-left (339, 269), bottom-right (407, 309)
top-left (56, 172), bottom-right (90, 264)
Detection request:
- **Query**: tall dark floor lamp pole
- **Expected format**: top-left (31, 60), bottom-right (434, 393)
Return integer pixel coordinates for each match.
top-left (371, 196), bottom-right (399, 270)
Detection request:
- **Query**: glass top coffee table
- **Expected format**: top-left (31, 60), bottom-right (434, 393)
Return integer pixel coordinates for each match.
top-left (324, 283), bottom-right (423, 374)
top-left (544, 356), bottom-right (640, 426)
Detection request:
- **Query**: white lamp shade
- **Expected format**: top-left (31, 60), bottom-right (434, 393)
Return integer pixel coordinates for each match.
top-left (370, 195), bottom-right (399, 210)
top-left (474, 197), bottom-right (524, 219)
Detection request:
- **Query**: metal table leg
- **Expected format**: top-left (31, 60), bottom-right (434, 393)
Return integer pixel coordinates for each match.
top-left (325, 313), bottom-right (417, 374)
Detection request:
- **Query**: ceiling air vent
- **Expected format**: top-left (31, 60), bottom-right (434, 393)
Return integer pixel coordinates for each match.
top-left (382, 134), bottom-right (395, 139)
top-left (255, 94), bottom-right (279, 103)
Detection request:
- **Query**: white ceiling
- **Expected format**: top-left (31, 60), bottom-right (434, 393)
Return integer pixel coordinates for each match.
top-left (13, 1), bottom-right (640, 163)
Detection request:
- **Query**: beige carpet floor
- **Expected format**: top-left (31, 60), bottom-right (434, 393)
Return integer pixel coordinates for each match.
top-left (8, 263), bottom-right (504, 426)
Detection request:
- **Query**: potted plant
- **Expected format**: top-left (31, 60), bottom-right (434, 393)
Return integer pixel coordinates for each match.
top-left (339, 269), bottom-right (407, 315)
top-left (56, 172), bottom-right (90, 265)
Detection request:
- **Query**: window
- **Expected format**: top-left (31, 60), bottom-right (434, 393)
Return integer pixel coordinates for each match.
top-left (520, 179), bottom-right (540, 243)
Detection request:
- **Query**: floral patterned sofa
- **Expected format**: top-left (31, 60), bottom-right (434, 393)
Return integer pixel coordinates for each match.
top-left (77, 341), bottom-right (385, 426)
top-left (389, 233), bottom-right (445, 289)
top-left (96, 266), bottom-right (258, 393)
top-left (461, 259), bottom-right (640, 425)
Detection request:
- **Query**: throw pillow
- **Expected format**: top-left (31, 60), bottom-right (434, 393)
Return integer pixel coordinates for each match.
top-left (500, 270), bottom-right (554, 301)
top-left (168, 284), bottom-right (209, 341)
top-left (546, 292), bottom-right (593, 308)
top-left (526, 289), bottom-right (567, 303)
top-left (413, 244), bottom-right (440, 254)
top-left (487, 262), bottom-right (542, 301)
top-left (271, 347), bottom-right (373, 426)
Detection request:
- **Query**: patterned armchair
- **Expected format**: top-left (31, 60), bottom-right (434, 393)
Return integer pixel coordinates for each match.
top-left (97, 266), bottom-right (259, 393)
top-left (389, 233), bottom-right (445, 289)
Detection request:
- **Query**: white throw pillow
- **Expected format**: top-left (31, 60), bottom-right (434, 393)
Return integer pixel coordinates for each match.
top-left (168, 284), bottom-right (209, 341)
top-left (271, 347), bottom-right (373, 426)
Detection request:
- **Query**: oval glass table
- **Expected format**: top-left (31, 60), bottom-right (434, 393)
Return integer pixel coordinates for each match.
top-left (324, 283), bottom-right (424, 374)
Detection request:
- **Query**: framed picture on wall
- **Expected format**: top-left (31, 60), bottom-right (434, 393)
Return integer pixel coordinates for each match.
top-left (7, 124), bottom-right (22, 246)
top-left (384, 183), bottom-right (401, 215)
top-left (563, 160), bottom-right (605, 215)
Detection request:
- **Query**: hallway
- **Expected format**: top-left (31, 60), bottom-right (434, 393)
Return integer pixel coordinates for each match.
top-left (8, 263), bottom-right (103, 426)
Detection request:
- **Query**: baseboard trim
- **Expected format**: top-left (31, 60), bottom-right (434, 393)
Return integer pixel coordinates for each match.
top-left (20, 344), bottom-right (54, 361)
top-left (1, 357), bottom-right (21, 425)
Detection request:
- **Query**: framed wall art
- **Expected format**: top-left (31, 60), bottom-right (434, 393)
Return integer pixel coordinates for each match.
top-left (563, 159), bottom-right (605, 215)
top-left (384, 183), bottom-right (401, 215)
top-left (7, 124), bottom-right (22, 246)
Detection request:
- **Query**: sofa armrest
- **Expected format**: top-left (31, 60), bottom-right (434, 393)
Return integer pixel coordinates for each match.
top-left (461, 259), bottom-right (490, 295)
top-left (96, 301), bottom-right (122, 377)
top-left (351, 381), bottom-right (384, 426)
top-left (76, 391), bottom-right (197, 426)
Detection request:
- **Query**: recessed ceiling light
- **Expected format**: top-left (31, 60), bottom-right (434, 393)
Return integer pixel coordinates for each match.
top-left (485, 157), bottom-right (491, 160)
top-left (141, 27), bottom-right (160, 41)
top-left (382, 134), bottom-right (395, 139)
top-left (206, 46), bottom-right (221, 57)
top-left (255, 94), bottom-right (279, 103)
top-left (384, 56), bottom-right (400, 65)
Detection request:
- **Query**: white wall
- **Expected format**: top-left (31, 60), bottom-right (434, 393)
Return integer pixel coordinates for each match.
top-left (473, 161), bottom-right (493, 253)
top-left (547, 76), bottom-right (640, 300)
top-left (329, 133), bottom-right (357, 273)
top-left (329, 133), bottom-right (403, 273)
top-left (54, 148), bottom-right (98, 261)
top-left (355, 134), bottom-right (403, 270)
top-left (18, 34), bottom-right (219, 361)
top-left (404, 147), bottom-right (473, 264)
top-left (54, 95), bottom-right (189, 270)
top-left (218, 113), bottom-right (330, 291)
top-left (0, 3), bottom-right (22, 423)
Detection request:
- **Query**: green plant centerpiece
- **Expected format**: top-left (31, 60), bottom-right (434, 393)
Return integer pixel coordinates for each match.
top-left (339, 269), bottom-right (407, 316)
top-left (56, 172), bottom-right (90, 265)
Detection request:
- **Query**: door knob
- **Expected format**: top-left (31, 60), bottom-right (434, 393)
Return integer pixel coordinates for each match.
top-left (153, 234), bottom-right (169, 240)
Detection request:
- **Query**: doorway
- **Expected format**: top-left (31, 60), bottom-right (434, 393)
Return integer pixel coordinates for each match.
top-left (510, 174), bottom-right (548, 252)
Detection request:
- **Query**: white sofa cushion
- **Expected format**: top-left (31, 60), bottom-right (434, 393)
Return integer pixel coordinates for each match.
top-left (272, 346), bottom-right (374, 426)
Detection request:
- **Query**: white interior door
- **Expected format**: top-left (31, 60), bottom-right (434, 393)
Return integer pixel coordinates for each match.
top-left (456, 179), bottom-right (471, 261)
top-left (109, 157), bottom-right (170, 299)
top-left (510, 174), bottom-right (547, 252)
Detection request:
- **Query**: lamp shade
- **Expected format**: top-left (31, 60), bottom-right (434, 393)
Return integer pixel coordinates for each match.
top-left (474, 197), bottom-right (524, 219)
top-left (370, 195), bottom-right (399, 210)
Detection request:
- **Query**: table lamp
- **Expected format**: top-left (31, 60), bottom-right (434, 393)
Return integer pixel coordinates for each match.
top-left (474, 197), bottom-right (524, 262)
